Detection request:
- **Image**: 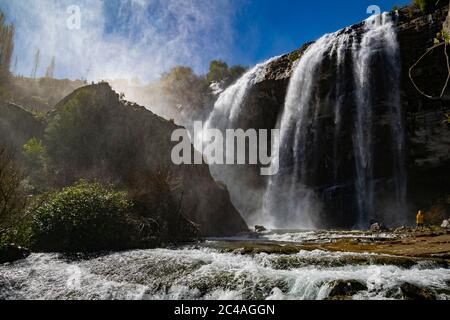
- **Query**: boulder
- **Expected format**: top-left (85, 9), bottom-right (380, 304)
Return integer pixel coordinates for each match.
top-left (0, 244), bottom-right (30, 264)
top-left (327, 280), bottom-right (367, 299)
top-left (400, 282), bottom-right (436, 300)
top-left (255, 225), bottom-right (267, 233)
top-left (370, 223), bottom-right (381, 233)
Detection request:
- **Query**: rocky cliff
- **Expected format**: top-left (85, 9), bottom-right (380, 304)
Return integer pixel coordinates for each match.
top-left (0, 84), bottom-right (248, 237)
top-left (224, 4), bottom-right (450, 227)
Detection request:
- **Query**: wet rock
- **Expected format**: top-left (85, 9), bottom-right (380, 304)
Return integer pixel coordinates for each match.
top-left (444, 5), bottom-right (450, 35)
top-left (255, 225), bottom-right (267, 233)
top-left (394, 226), bottom-right (406, 233)
top-left (400, 282), bottom-right (436, 300)
top-left (0, 244), bottom-right (30, 264)
top-left (327, 280), bottom-right (367, 298)
top-left (370, 223), bottom-right (381, 233)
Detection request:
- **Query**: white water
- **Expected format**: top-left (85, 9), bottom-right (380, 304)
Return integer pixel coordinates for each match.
top-left (262, 13), bottom-right (407, 229)
top-left (191, 13), bottom-right (407, 229)
top-left (262, 29), bottom-right (353, 229)
top-left (1, 243), bottom-right (448, 300)
top-left (199, 56), bottom-right (280, 225)
top-left (353, 13), bottom-right (406, 227)
top-left (204, 56), bottom-right (280, 134)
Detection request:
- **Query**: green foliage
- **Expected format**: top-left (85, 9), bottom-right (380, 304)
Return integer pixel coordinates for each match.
top-left (207, 60), bottom-right (230, 83)
top-left (434, 30), bottom-right (450, 44)
top-left (206, 60), bottom-right (247, 86)
top-left (228, 65), bottom-right (247, 82)
top-left (22, 138), bottom-right (47, 169)
top-left (159, 65), bottom-right (210, 113)
top-left (45, 89), bottom-right (108, 172)
top-left (0, 148), bottom-right (27, 236)
top-left (443, 113), bottom-right (450, 124)
top-left (413, 0), bottom-right (437, 14)
top-left (0, 10), bottom-right (15, 79)
top-left (30, 180), bottom-right (134, 252)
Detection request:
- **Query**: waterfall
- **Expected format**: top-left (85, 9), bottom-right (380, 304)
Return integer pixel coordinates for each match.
top-left (262, 29), bottom-right (353, 229)
top-left (352, 13), bottom-right (406, 227)
top-left (200, 57), bottom-right (280, 224)
top-left (202, 12), bottom-right (406, 229)
top-left (263, 12), bottom-right (406, 229)
top-left (204, 56), bottom-right (280, 132)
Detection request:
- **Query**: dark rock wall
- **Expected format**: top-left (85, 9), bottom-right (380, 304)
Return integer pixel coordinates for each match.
top-left (231, 5), bottom-right (450, 227)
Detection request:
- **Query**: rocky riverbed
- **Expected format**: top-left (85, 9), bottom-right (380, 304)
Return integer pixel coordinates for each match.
top-left (0, 229), bottom-right (448, 300)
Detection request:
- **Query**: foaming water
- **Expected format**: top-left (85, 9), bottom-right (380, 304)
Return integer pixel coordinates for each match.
top-left (1, 242), bottom-right (448, 300)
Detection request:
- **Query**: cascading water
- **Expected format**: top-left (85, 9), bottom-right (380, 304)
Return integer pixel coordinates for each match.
top-left (352, 13), bottom-right (407, 227)
top-left (262, 28), bottom-right (354, 229)
top-left (200, 57), bottom-right (280, 224)
top-left (1, 239), bottom-right (449, 300)
top-left (204, 56), bottom-right (280, 132)
top-left (201, 12), bottom-right (406, 229)
top-left (263, 12), bottom-right (407, 229)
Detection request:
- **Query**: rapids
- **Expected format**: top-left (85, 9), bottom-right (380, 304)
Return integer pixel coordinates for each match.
top-left (1, 231), bottom-right (448, 300)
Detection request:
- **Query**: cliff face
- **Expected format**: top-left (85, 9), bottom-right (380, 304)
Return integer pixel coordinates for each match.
top-left (54, 84), bottom-right (249, 236)
top-left (1, 84), bottom-right (248, 237)
top-left (0, 102), bottom-right (45, 154)
top-left (228, 5), bottom-right (450, 227)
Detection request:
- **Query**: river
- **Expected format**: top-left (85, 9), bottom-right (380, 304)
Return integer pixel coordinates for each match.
top-left (0, 230), bottom-right (449, 300)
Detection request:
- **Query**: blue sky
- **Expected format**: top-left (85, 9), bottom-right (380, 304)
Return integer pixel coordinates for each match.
top-left (230, 0), bottom-right (411, 67)
top-left (0, 0), bottom-right (411, 82)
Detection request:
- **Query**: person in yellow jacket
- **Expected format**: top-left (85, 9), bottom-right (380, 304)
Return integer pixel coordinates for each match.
top-left (416, 210), bottom-right (425, 230)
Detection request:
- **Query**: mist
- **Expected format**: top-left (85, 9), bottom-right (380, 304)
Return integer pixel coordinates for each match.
top-left (0, 0), bottom-right (238, 83)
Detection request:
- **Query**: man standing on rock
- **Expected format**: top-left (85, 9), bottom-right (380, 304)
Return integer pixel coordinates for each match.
top-left (416, 210), bottom-right (425, 230)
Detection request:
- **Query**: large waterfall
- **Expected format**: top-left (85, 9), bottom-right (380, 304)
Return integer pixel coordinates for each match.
top-left (201, 57), bottom-right (281, 224)
top-left (352, 13), bottom-right (407, 227)
top-left (204, 12), bottom-right (407, 229)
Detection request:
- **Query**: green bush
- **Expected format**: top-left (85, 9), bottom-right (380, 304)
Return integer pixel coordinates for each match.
top-left (22, 138), bottom-right (47, 169)
top-left (413, 0), bottom-right (436, 13)
top-left (206, 60), bottom-right (247, 86)
top-left (30, 180), bottom-right (135, 252)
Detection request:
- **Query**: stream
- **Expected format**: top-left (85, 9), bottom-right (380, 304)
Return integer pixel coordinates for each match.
top-left (0, 230), bottom-right (449, 300)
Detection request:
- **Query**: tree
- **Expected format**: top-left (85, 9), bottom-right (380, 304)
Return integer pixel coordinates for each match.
top-left (0, 148), bottom-right (26, 236)
top-left (159, 65), bottom-right (210, 113)
top-left (228, 65), bottom-right (247, 84)
top-left (22, 138), bottom-right (47, 170)
top-left (0, 10), bottom-right (15, 80)
top-left (413, 0), bottom-right (441, 13)
top-left (31, 48), bottom-right (40, 79)
top-left (206, 60), bottom-right (247, 87)
top-left (207, 60), bottom-right (229, 84)
top-left (44, 56), bottom-right (55, 78)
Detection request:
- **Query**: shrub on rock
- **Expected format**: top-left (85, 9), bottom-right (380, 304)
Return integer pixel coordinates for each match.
top-left (30, 180), bottom-right (134, 252)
